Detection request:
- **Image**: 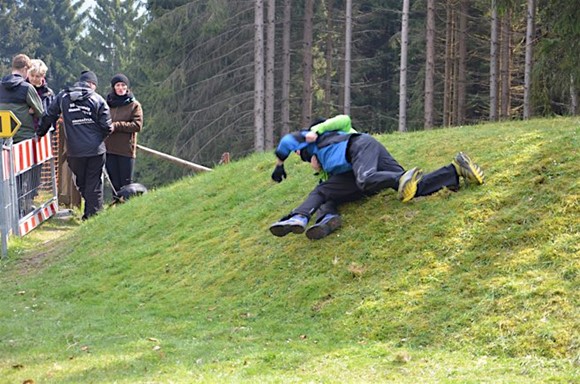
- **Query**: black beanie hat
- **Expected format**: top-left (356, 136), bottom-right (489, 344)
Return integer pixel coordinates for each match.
top-left (79, 70), bottom-right (98, 87)
top-left (111, 73), bottom-right (130, 88)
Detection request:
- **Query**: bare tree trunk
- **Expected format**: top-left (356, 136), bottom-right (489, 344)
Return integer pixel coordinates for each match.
top-left (344, 0), bottom-right (352, 115)
top-left (443, 1), bottom-right (454, 127)
top-left (398, 0), bottom-right (410, 132)
top-left (456, 0), bottom-right (467, 125)
top-left (281, 0), bottom-right (291, 135)
top-left (323, 0), bottom-right (333, 117)
top-left (523, 0), bottom-right (535, 119)
top-left (489, 0), bottom-right (499, 121)
top-left (301, 0), bottom-right (314, 127)
top-left (254, 0), bottom-right (265, 151)
top-left (571, 75), bottom-right (578, 115)
top-left (424, 0), bottom-right (435, 129)
top-left (500, 9), bottom-right (511, 119)
top-left (264, 0), bottom-right (275, 149)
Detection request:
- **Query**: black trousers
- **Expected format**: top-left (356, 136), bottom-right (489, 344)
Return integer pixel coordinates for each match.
top-left (105, 153), bottom-right (134, 193)
top-left (291, 135), bottom-right (460, 220)
top-left (67, 154), bottom-right (106, 219)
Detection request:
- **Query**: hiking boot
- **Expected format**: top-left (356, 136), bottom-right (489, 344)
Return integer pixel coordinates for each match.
top-left (269, 214), bottom-right (308, 237)
top-left (398, 167), bottom-right (423, 203)
top-left (453, 152), bottom-right (485, 185)
top-left (305, 213), bottom-right (342, 240)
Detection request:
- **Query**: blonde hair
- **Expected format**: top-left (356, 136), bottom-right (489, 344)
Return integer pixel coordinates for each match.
top-left (12, 54), bottom-right (32, 70)
top-left (29, 59), bottom-right (48, 77)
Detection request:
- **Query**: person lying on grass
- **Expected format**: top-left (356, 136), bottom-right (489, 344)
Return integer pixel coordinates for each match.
top-left (269, 114), bottom-right (485, 240)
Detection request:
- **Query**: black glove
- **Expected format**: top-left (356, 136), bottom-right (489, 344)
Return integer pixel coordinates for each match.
top-left (271, 164), bottom-right (287, 183)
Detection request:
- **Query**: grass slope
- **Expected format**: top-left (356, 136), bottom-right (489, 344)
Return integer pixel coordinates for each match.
top-left (0, 118), bottom-right (578, 383)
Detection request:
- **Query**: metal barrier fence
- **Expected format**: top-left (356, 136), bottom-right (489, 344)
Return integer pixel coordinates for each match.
top-left (1, 134), bottom-right (58, 257)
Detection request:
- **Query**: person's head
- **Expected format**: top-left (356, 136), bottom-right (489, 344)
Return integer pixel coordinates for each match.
top-left (110, 73), bottom-right (130, 96)
top-left (12, 54), bottom-right (32, 77)
top-left (309, 117), bottom-right (327, 128)
top-left (297, 147), bottom-right (321, 172)
top-left (27, 59), bottom-right (48, 87)
top-left (79, 70), bottom-right (98, 90)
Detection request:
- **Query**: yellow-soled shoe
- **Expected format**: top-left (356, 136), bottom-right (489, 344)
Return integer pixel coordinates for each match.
top-left (453, 152), bottom-right (485, 185)
top-left (398, 167), bottom-right (423, 203)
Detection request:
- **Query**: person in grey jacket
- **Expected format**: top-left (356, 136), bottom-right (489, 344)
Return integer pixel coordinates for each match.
top-left (38, 70), bottom-right (113, 220)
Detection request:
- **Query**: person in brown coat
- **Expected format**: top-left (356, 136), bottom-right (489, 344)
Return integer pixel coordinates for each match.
top-left (104, 73), bottom-right (143, 194)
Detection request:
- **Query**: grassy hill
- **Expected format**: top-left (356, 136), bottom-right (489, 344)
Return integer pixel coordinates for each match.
top-left (0, 117), bottom-right (578, 383)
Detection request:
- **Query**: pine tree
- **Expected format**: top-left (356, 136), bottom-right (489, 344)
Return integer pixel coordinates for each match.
top-left (18, 0), bottom-right (86, 91)
top-left (0, 2), bottom-right (39, 74)
top-left (83, 0), bottom-right (145, 83)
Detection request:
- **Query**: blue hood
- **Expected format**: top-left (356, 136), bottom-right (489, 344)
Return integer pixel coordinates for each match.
top-left (275, 131), bottom-right (310, 161)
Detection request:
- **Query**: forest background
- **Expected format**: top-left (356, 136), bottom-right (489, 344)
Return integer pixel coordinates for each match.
top-left (1, 0), bottom-right (578, 188)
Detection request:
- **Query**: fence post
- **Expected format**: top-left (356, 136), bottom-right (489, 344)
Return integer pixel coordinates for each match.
top-left (1, 138), bottom-right (8, 258)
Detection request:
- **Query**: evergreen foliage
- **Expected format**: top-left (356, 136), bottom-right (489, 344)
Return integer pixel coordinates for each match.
top-left (83, 0), bottom-right (145, 84)
top-left (18, 0), bottom-right (87, 91)
top-left (0, 2), bottom-right (39, 74)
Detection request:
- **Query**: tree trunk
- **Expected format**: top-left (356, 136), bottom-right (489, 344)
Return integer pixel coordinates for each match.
top-left (456, 0), bottom-right (467, 125)
top-left (500, 9), bottom-right (511, 119)
top-left (398, 0), bottom-right (410, 132)
top-left (523, 0), bottom-right (535, 119)
top-left (264, 0), bottom-right (275, 149)
top-left (301, 0), bottom-right (314, 127)
top-left (323, 0), bottom-right (333, 117)
top-left (254, 0), bottom-right (265, 151)
top-left (571, 75), bottom-right (578, 115)
top-left (443, 1), bottom-right (454, 127)
top-left (489, 0), bottom-right (499, 121)
top-left (281, 0), bottom-right (291, 135)
top-left (344, 0), bottom-right (352, 115)
top-left (424, 0), bottom-right (435, 130)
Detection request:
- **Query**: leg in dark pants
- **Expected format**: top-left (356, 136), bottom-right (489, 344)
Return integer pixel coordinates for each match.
top-left (68, 154), bottom-right (106, 220)
top-left (291, 172), bottom-right (367, 219)
top-left (270, 172), bottom-right (366, 238)
top-left (416, 164), bottom-right (460, 196)
top-left (347, 135), bottom-right (405, 194)
top-left (106, 153), bottom-right (134, 193)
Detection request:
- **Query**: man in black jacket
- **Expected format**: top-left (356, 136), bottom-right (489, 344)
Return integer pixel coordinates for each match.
top-left (38, 71), bottom-right (113, 220)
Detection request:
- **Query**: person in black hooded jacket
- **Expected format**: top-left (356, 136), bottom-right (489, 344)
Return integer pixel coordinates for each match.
top-left (38, 70), bottom-right (113, 220)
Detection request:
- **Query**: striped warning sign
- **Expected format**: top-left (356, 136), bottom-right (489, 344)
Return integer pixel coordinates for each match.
top-left (12, 134), bottom-right (53, 175)
top-left (19, 199), bottom-right (58, 236)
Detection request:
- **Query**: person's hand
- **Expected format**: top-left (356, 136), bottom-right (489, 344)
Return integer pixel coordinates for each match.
top-left (305, 131), bottom-right (318, 143)
top-left (310, 155), bottom-right (321, 172)
top-left (271, 164), bottom-right (287, 182)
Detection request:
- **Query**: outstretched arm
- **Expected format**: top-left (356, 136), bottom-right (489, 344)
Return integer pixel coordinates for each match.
top-left (306, 115), bottom-right (357, 142)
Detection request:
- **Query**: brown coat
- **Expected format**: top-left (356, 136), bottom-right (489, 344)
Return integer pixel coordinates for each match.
top-left (105, 100), bottom-right (143, 158)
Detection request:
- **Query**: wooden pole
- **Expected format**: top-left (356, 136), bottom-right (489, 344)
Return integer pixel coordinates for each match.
top-left (137, 144), bottom-right (212, 172)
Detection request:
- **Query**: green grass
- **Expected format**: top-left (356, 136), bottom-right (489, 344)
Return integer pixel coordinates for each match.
top-left (0, 117), bottom-right (578, 383)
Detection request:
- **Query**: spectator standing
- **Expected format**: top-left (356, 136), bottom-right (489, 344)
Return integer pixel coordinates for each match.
top-left (0, 54), bottom-right (44, 143)
top-left (0, 54), bottom-right (45, 215)
top-left (105, 73), bottom-right (143, 194)
top-left (38, 70), bottom-right (113, 220)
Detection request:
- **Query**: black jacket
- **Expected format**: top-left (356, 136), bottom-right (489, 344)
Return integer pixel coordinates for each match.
top-left (39, 82), bottom-right (113, 157)
top-left (0, 74), bottom-right (44, 142)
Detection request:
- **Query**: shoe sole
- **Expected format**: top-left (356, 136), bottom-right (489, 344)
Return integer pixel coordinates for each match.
top-left (398, 168), bottom-right (423, 203)
top-left (305, 216), bottom-right (342, 240)
top-left (269, 223), bottom-right (306, 237)
top-left (455, 153), bottom-right (484, 185)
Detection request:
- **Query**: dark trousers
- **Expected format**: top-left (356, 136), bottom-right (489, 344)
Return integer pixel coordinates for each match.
top-left (67, 154), bottom-right (106, 219)
top-left (291, 135), bottom-right (460, 220)
top-left (105, 153), bottom-right (134, 193)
